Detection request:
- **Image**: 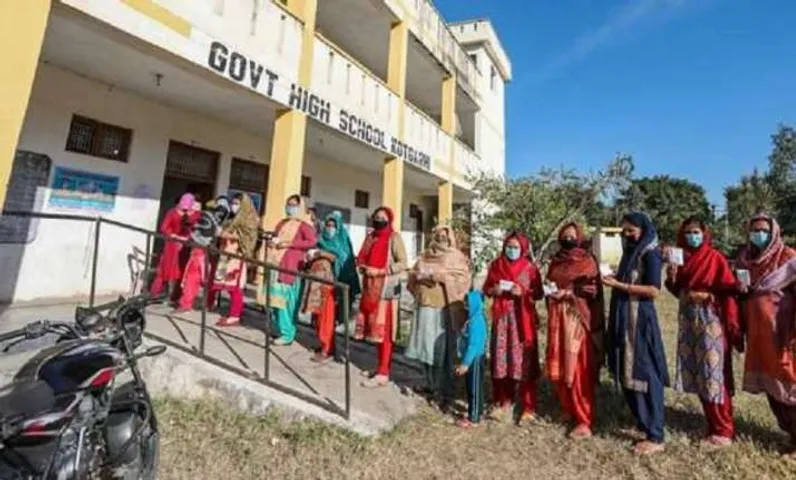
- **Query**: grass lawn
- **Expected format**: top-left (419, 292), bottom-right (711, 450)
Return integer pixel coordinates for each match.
top-left (156, 292), bottom-right (796, 479)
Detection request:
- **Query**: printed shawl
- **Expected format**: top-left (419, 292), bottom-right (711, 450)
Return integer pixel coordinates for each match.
top-left (672, 220), bottom-right (741, 345)
top-left (482, 232), bottom-right (542, 346)
top-left (546, 223), bottom-right (604, 386)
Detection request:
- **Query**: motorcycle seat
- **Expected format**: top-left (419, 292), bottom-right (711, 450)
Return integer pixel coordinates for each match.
top-left (0, 380), bottom-right (55, 419)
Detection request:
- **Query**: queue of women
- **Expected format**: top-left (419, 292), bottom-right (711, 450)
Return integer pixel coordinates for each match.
top-left (150, 193), bottom-right (796, 457)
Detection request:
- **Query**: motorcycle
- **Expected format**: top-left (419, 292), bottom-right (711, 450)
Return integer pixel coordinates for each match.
top-left (0, 294), bottom-right (164, 479)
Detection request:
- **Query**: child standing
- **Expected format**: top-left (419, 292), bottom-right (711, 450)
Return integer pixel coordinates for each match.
top-left (455, 290), bottom-right (488, 428)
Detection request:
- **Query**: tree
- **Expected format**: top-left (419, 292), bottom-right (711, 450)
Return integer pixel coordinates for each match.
top-left (615, 176), bottom-right (712, 243)
top-left (724, 168), bottom-right (777, 247)
top-left (765, 124), bottom-right (796, 235)
top-left (455, 154), bottom-right (634, 273)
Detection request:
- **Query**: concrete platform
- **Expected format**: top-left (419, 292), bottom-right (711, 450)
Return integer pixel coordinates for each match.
top-left (0, 300), bottom-right (424, 436)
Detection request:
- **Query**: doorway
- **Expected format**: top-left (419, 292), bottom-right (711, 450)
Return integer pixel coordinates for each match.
top-left (155, 141), bottom-right (220, 253)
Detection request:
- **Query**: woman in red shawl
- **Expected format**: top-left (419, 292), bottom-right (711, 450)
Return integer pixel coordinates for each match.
top-left (736, 213), bottom-right (796, 456)
top-left (355, 206), bottom-right (408, 388)
top-left (482, 231), bottom-right (543, 422)
top-left (150, 192), bottom-right (200, 301)
top-left (665, 216), bottom-right (741, 447)
top-left (545, 223), bottom-right (604, 439)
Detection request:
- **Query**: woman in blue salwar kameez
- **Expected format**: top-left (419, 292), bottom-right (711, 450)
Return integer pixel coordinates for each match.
top-left (602, 212), bottom-right (670, 455)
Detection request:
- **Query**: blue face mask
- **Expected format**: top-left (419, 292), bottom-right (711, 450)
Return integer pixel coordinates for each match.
top-left (285, 205), bottom-right (299, 217)
top-left (504, 246), bottom-right (521, 261)
top-left (750, 231), bottom-right (770, 249)
top-left (685, 232), bottom-right (703, 248)
top-left (323, 227), bottom-right (336, 240)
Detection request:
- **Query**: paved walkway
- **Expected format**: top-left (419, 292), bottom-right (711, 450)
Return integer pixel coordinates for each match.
top-left (0, 299), bottom-right (425, 432)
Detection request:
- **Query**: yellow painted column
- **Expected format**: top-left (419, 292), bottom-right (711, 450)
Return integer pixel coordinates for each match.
top-left (441, 74), bottom-right (456, 135)
top-left (382, 21), bottom-right (409, 227)
top-left (437, 181), bottom-right (453, 225)
top-left (0, 0), bottom-right (50, 207)
top-left (262, 109), bottom-right (307, 229)
top-left (262, 0), bottom-right (317, 230)
top-left (438, 74), bottom-right (457, 225)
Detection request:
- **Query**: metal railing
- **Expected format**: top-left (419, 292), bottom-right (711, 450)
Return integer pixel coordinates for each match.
top-left (1, 210), bottom-right (353, 420)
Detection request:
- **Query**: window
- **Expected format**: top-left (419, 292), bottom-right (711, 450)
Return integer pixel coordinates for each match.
top-left (354, 190), bottom-right (370, 209)
top-left (345, 63), bottom-right (352, 94)
top-left (469, 54), bottom-right (477, 68)
top-left (229, 158), bottom-right (268, 192)
top-left (300, 175), bottom-right (312, 197)
top-left (65, 115), bottom-right (132, 162)
top-left (490, 66), bottom-right (497, 91)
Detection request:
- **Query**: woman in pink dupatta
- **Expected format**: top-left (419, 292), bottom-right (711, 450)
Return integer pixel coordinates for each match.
top-left (263, 195), bottom-right (317, 346)
top-left (736, 213), bottom-right (796, 456)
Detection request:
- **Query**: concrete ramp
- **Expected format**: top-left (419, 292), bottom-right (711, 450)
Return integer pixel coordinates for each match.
top-left (0, 302), bottom-right (423, 436)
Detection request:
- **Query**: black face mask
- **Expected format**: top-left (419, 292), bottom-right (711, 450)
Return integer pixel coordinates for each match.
top-left (372, 219), bottom-right (388, 230)
top-left (560, 238), bottom-right (578, 250)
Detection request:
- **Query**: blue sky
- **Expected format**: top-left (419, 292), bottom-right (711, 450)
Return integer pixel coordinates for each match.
top-left (436, 0), bottom-right (796, 205)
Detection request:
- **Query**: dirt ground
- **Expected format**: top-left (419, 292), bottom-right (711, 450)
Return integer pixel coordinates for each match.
top-left (157, 293), bottom-right (796, 480)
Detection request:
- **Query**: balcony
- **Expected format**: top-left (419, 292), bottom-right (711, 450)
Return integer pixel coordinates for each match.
top-left (401, 0), bottom-right (479, 101)
top-left (157, 0), bottom-right (305, 82)
top-left (453, 138), bottom-right (482, 188)
top-left (314, 0), bottom-right (396, 86)
top-left (404, 102), bottom-right (449, 174)
top-left (311, 33), bottom-right (401, 137)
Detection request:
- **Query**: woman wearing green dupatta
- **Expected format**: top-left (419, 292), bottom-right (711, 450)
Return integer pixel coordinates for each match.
top-left (302, 211), bottom-right (361, 362)
top-left (264, 195), bottom-right (317, 346)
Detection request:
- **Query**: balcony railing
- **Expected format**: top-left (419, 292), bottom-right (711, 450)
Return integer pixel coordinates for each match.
top-left (158, 0), bottom-right (304, 80)
top-left (404, 102), bottom-right (450, 166)
top-left (454, 138), bottom-right (482, 185)
top-left (312, 33), bottom-right (401, 137)
top-left (403, 0), bottom-right (479, 100)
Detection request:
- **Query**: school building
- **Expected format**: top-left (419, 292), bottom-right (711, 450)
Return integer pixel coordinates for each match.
top-left (0, 0), bottom-right (511, 303)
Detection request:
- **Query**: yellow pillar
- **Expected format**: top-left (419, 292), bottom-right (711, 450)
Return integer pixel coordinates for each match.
top-left (262, 0), bottom-right (317, 230)
top-left (438, 74), bottom-right (457, 224)
top-left (441, 74), bottom-right (456, 135)
top-left (437, 181), bottom-right (453, 225)
top-left (262, 109), bottom-right (307, 229)
top-left (0, 0), bottom-right (50, 207)
top-left (382, 21), bottom-right (409, 227)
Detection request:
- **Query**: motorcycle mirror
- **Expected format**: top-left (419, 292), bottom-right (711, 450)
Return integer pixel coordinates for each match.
top-left (144, 345), bottom-right (166, 357)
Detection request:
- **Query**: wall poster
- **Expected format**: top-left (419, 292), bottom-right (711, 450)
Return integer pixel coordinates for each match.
top-left (48, 167), bottom-right (120, 213)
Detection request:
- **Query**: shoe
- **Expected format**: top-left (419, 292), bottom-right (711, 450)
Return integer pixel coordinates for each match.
top-left (272, 337), bottom-right (292, 346)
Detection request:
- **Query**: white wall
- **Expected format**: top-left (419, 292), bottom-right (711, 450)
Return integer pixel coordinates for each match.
top-left (461, 46), bottom-right (506, 177)
top-left (2, 63), bottom-right (428, 302)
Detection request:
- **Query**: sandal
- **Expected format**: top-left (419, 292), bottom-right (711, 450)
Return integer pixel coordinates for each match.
top-left (700, 435), bottom-right (732, 448)
top-left (633, 440), bottom-right (665, 455)
top-left (456, 418), bottom-right (480, 429)
top-left (568, 424), bottom-right (593, 440)
top-left (487, 405), bottom-right (512, 422)
top-left (215, 316), bottom-right (240, 327)
top-left (361, 375), bottom-right (389, 388)
top-left (519, 411), bottom-right (537, 425)
top-left (310, 352), bottom-right (332, 363)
